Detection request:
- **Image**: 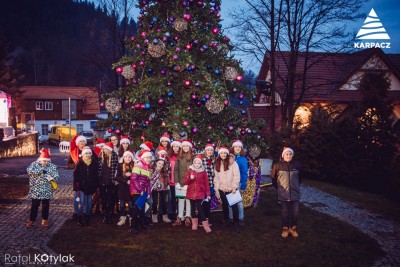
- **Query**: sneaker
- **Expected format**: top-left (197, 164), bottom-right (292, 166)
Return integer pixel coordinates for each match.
top-left (281, 227), bottom-right (289, 238)
top-left (41, 219), bottom-right (49, 228)
top-left (26, 221), bottom-right (34, 228)
top-left (289, 226), bottom-right (299, 238)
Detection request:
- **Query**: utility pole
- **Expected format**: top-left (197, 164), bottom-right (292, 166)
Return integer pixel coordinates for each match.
top-left (270, 0), bottom-right (276, 133)
top-left (69, 97), bottom-right (71, 140)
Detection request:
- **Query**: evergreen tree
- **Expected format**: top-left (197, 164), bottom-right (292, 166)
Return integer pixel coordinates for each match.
top-left (99, 0), bottom-right (266, 152)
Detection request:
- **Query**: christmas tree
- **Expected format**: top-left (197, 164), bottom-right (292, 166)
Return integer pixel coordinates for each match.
top-left (98, 0), bottom-right (266, 156)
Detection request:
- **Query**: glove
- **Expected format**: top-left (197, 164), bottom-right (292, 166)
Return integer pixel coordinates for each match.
top-left (215, 190), bottom-right (220, 199)
top-left (175, 183), bottom-right (181, 189)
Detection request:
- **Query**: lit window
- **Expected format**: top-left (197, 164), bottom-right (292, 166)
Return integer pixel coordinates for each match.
top-left (45, 101), bottom-right (53, 110)
top-left (35, 101), bottom-right (43, 110)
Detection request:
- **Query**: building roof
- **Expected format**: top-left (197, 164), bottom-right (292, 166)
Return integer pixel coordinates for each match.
top-left (257, 48), bottom-right (400, 104)
top-left (20, 86), bottom-right (100, 114)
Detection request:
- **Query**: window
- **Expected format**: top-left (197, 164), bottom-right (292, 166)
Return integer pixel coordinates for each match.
top-left (41, 124), bottom-right (49, 135)
top-left (77, 124), bottom-right (83, 134)
top-left (35, 101), bottom-right (43, 110)
top-left (45, 101), bottom-right (53, 110)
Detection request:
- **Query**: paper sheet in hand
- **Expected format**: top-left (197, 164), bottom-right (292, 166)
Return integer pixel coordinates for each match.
top-left (226, 190), bottom-right (242, 206)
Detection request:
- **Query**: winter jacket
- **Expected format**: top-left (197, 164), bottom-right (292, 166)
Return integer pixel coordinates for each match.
top-left (130, 160), bottom-right (151, 196)
top-left (235, 155), bottom-right (249, 191)
top-left (174, 154), bottom-right (192, 187)
top-left (184, 166), bottom-right (210, 200)
top-left (168, 154), bottom-right (178, 186)
top-left (214, 161), bottom-right (240, 193)
top-left (98, 151), bottom-right (118, 186)
top-left (27, 161), bottom-right (59, 199)
top-left (73, 157), bottom-right (99, 195)
top-left (271, 160), bottom-right (301, 201)
top-left (115, 163), bottom-right (132, 201)
top-left (150, 171), bottom-right (169, 192)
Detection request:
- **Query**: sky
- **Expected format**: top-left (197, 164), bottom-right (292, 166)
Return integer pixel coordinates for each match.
top-left (125, 0), bottom-right (400, 75)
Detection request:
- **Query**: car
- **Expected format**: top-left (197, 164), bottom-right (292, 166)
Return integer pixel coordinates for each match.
top-left (38, 132), bottom-right (49, 144)
top-left (79, 131), bottom-right (94, 145)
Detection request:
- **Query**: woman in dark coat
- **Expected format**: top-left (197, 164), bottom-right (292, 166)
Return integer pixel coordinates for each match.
top-left (73, 146), bottom-right (99, 227)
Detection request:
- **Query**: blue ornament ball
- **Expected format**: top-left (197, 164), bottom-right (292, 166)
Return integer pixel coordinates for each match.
top-left (141, 123), bottom-right (147, 128)
top-left (153, 38), bottom-right (159, 44)
top-left (114, 115), bottom-right (119, 121)
top-left (111, 125), bottom-right (116, 131)
top-left (214, 69), bottom-right (220, 75)
top-left (180, 131), bottom-right (187, 137)
top-left (167, 91), bottom-right (174, 97)
top-left (145, 103), bottom-right (151, 109)
top-left (241, 109), bottom-right (247, 115)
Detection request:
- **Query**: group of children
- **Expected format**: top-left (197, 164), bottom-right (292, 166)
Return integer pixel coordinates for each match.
top-left (26, 133), bottom-right (301, 238)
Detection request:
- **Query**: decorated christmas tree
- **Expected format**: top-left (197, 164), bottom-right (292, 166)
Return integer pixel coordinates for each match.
top-left (98, 0), bottom-right (266, 156)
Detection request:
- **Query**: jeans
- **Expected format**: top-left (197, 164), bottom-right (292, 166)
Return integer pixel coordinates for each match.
top-left (229, 201), bottom-right (244, 221)
top-left (190, 199), bottom-right (206, 222)
top-left (30, 199), bottom-right (49, 221)
top-left (77, 193), bottom-right (92, 215)
top-left (281, 201), bottom-right (299, 227)
top-left (119, 200), bottom-right (133, 216)
top-left (144, 195), bottom-right (153, 218)
top-left (220, 190), bottom-right (239, 223)
top-left (152, 190), bottom-right (168, 215)
top-left (73, 191), bottom-right (79, 215)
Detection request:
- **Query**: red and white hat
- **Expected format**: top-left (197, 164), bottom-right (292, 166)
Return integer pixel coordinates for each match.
top-left (193, 154), bottom-right (203, 163)
top-left (181, 139), bottom-right (193, 148)
top-left (96, 138), bottom-right (106, 147)
top-left (120, 135), bottom-right (130, 145)
top-left (171, 140), bottom-right (182, 147)
top-left (159, 133), bottom-right (171, 143)
top-left (140, 141), bottom-right (153, 151)
top-left (282, 147), bottom-right (294, 158)
top-left (205, 143), bottom-right (214, 151)
top-left (139, 150), bottom-right (152, 159)
top-left (123, 150), bottom-right (135, 160)
top-left (75, 135), bottom-right (87, 146)
top-left (232, 139), bottom-right (243, 148)
top-left (82, 146), bottom-right (92, 155)
top-left (38, 148), bottom-right (51, 161)
top-left (157, 146), bottom-right (167, 159)
top-left (218, 146), bottom-right (230, 155)
top-left (103, 142), bottom-right (114, 152)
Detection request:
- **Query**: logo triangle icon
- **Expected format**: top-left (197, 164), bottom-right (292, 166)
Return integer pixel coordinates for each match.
top-left (356, 8), bottom-right (390, 40)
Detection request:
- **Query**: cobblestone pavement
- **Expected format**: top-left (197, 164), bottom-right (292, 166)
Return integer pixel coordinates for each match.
top-left (301, 185), bottom-right (400, 267)
top-left (0, 168), bottom-right (82, 266)
top-left (1, 171), bottom-right (399, 266)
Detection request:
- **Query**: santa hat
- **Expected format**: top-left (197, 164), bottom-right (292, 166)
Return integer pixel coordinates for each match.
top-left (139, 150), bottom-right (152, 159)
top-left (96, 138), bottom-right (106, 147)
top-left (193, 154), bottom-right (203, 163)
top-left (75, 135), bottom-right (87, 146)
top-left (38, 148), bottom-right (51, 161)
top-left (120, 135), bottom-right (130, 145)
top-left (123, 150), bottom-right (135, 160)
top-left (140, 141), bottom-right (153, 151)
top-left (282, 147), bottom-right (294, 158)
top-left (171, 140), bottom-right (182, 148)
top-left (232, 139), bottom-right (243, 148)
top-left (181, 139), bottom-right (193, 148)
top-left (204, 143), bottom-right (214, 151)
top-left (81, 146), bottom-right (93, 155)
top-left (218, 146), bottom-right (230, 155)
top-left (159, 134), bottom-right (171, 143)
top-left (103, 142), bottom-right (114, 151)
top-left (157, 146), bottom-right (167, 159)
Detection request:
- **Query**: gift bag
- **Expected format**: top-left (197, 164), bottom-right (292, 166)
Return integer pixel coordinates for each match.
top-left (135, 192), bottom-right (148, 210)
top-left (175, 187), bottom-right (187, 199)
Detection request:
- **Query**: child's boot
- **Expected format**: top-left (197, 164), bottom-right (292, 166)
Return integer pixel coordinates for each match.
top-left (191, 218), bottom-right (199, 230)
top-left (281, 227), bottom-right (289, 238)
top-left (289, 226), bottom-right (299, 237)
top-left (117, 216), bottom-right (127, 226)
top-left (162, 214), bottom-right (171, 223)
top-left (202, 220), bottom-right (212, 233)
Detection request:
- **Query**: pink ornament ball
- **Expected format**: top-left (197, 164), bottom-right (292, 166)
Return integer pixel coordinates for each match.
top-left (212, 28), bottom-right (219, 35)
top-left (116, 67), bottom-right (123, 74)
top-left (183, 121), bottom-right (189, 126)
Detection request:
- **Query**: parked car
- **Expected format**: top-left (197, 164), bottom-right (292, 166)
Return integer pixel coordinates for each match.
top-left (79, 131), bottom-right (94, 145)
top-left (38, 133), bottom-right (49, 144)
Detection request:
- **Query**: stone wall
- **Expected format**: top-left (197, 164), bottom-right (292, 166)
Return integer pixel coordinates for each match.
top-left (0, 133), bottom-right (38, 158)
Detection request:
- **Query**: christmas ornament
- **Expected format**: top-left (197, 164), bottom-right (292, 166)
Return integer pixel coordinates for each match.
top-left (174, 18), bottom-right (188, 32)
top-left (183, 121), bottom-right (189, 126)
top-left (249, 145), bottom-right (261, 158)
top-left (205, 97), bottom-right (224, 114)
top-left (224, 67), bottom-right (238, 81)
top-left (180, 131), bottom-right (187, 137)
top-left (192, 127), bottom-right (199, 134)
top-left (148, 42), bottom-right (166, 58)
top-left (105, 98), bottom-right (122, 115)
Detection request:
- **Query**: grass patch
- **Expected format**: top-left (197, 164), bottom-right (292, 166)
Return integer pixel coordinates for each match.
top-left (303, 178), bottom-right (400, 224)
top-left (48, 187), bottom-right (383, 267)
top-left (0, 176), bottom-right (28, 209)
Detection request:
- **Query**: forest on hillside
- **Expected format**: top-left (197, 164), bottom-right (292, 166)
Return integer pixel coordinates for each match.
top-left (0, 0), bottom-right (137, 92)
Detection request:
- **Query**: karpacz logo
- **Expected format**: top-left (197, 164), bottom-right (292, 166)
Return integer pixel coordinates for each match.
top-left (354, 8), bottom-right (391, 49)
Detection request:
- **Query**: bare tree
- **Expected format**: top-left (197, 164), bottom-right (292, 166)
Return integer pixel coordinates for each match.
top-left (229, 0), bottom-right (362, 130)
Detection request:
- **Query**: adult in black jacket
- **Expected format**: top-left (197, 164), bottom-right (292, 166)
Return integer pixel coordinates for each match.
top-left (271, 147), bottom-right (301, 238)
top-left (73, 147), bottom-right (99, 226)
